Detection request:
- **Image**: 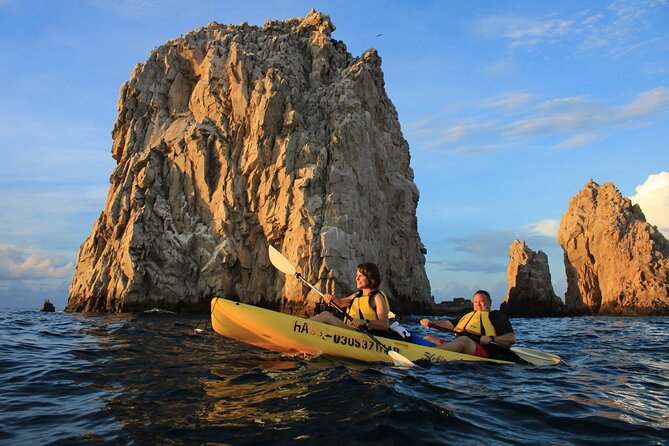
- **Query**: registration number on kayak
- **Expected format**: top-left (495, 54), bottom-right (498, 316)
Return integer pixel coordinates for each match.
top-left (292, 321), bottom-right (398, 353)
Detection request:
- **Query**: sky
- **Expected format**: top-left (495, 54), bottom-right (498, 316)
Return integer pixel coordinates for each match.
top-left (0, 0), bottom-right (668, 310)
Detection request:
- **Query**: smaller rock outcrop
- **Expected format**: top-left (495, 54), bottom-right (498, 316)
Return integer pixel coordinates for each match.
top-left (558, 180), bottom-right (669, 315)
top-left (501, 240), bottom-right (567, 317)
top-left (433, 297), bottom-right (473, 317)
top-left (41, 299), bottom-right (55, 312)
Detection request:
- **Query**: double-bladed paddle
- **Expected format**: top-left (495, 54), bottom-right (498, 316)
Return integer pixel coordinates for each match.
top-left (268, 245), bottom-right (416, 367)
top-left (506, 345), bottom-right (561, 365)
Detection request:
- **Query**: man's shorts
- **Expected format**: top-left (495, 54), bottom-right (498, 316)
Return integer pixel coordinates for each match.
top-left (472, 342), bottom-right (489, 358)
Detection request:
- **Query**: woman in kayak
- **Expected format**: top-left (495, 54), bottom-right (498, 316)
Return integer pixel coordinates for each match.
top-left (310, 262), bottom-right (390, 333)
top-left (419, 290), bottom-right (516, 358)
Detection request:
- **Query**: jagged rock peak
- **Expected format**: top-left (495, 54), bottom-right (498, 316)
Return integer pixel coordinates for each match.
top-left (500, 240), bottom-right (567, 317)
top-left (67, 11), bottom-right (431, 313)
top-left (558, 180), bottom-right (669, 315)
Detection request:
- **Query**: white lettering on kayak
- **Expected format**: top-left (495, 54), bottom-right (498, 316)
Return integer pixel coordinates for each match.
top-left (291, 320), bottom-right (400, 353)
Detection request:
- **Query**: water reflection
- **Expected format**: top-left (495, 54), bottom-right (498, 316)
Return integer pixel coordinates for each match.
top-left (4, 310), bottom-right (669, 444)
top-left (204, 363), bottom-right (311, 427)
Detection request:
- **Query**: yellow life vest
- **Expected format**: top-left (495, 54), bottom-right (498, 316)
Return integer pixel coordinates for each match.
top-left (345, 290), bottom-right (390, 326)
top-left (454, 310), bottom-right (497, 337)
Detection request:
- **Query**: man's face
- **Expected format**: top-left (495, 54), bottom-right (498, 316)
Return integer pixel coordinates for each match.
top-left (473, 293), bottom-right (491, 311)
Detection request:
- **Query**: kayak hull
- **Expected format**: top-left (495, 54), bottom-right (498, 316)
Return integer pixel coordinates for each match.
top-left (210, 297), bottom-right (513, 364)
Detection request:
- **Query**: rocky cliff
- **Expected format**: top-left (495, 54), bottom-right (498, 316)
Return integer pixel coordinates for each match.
top-left (67, 10), bottom-right (431, 313)
top-left (558, 180), bottom-right (669, 315)
top-left (500, 240), bottom-right (567, 317)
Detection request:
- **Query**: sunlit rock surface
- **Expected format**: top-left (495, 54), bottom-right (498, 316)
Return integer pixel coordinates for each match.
top-left (558, 180), bottom-right (669, 316)
top-left (500, 240), bottom-right (567, 317)
top-left (66, 10), bottom-right (431, 313)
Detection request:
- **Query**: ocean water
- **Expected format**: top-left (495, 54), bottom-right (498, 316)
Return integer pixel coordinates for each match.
top-left (1, 309), bottom-right (668, 445)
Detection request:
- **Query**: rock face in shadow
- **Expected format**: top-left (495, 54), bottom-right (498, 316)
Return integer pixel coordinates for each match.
top-left (500, 240), bottom-right (567, 317)
top-left (432, 297), bottom-right (473, 318)
top-left (558, 180), bottom-right (669, 315)
top-left (41, 299), bottom-right (55, 312)
top-left (66, 10), bottom-right (431, 313)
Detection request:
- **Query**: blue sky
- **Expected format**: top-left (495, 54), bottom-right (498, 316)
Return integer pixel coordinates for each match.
top-left (1, 0), bottom-right (668, 309)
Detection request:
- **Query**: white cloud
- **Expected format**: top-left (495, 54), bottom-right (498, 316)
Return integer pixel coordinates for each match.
top-left (504, 96), bottom-right (606, 138)
top-left (524, 219), bottom-right (560, 238)
top-left (475, 1), bottom-right (669, 58)
top-left (552, 132), bottom-right (599, 150)
top-left (475, 15), bottom-right (574, 48)
top-left (617, 87), bottom-right (669, 119)
top-left (510, 88), bottom-right (669, 138)
top-left (481, 92), bottom-right (536, 110)
top-left (630, 171), bottom-right (669, 238)
top-left (536, 96), bottom-right (600, 113)
top-left (408, 87), bottom-right (669, 153)
top-left (437, 120), bottom-right (495, 143)
top-left (0, 244), bottom-right (74, 280)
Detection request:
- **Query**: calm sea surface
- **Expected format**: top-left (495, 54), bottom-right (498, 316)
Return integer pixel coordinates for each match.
top-left (1, 309), bottom-right (668, 445)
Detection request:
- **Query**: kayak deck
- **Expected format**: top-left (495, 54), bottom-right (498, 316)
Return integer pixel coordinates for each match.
top-left (210, 297), bottom-right (513, 365)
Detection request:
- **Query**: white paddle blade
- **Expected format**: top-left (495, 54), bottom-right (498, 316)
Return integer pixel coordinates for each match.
top-left (388, 350), bottom-right (417, 368)
top-left (268, 245), bottom-right (297, 275)
top-left (269, 245), bottom-right (326, 298)
top-left (511, 347), bottom-right (561, 366)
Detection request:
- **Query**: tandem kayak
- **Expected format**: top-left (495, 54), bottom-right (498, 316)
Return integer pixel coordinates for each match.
top-left (210, 297), bottom-right (517, 365)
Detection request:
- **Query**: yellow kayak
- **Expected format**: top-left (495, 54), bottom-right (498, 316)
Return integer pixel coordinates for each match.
top-left (210, 297), bottom-right (514, 365)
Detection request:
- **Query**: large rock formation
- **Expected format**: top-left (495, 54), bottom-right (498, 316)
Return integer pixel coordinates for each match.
top-left (66, 10), bottom-right (431, 314)
top-left (558, 180), bottom-right (669, 315)
top-left (500, 240), bottom-right (567, 317)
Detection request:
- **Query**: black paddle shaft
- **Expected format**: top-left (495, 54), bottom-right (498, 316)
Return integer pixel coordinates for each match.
top-left (295, 272), bottom-right (355, 320)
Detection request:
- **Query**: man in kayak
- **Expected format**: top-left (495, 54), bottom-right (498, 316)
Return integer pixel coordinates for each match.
top-left (310, 263), bottom-right (390, 333)
top-left (419, 290), bottom-right (516, 358)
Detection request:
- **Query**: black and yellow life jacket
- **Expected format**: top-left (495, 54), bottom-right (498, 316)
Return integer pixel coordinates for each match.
top-left (345, 290), bottom-right (390, 326)
top-left (454, 310), bottom-right (497, 337)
